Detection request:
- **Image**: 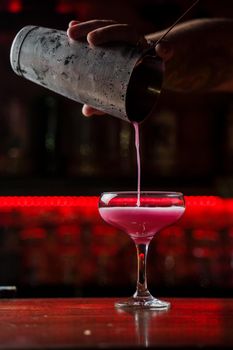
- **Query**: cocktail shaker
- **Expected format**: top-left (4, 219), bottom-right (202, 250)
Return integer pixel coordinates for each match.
top-left (10, 26), bottom-right (164, 123)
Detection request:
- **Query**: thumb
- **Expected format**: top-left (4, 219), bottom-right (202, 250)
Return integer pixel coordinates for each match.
top-left (155, 42), bottom-right (174, 62)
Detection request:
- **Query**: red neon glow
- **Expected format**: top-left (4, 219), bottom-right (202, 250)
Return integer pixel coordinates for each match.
top-left (0, 195), bottom-right (232, 231)
top-left (56, 1), bottom-right (72, 14)
top-left (92, 224), bottom-right (118, 236)
top-left (0, 195), bottom-right (231, 251)
top-left (192, 229), bottom-right (219, 241)
top-left (0, 196), bottom-right (99, 208)
top-left (8, 0), bottom-right (22, 13)
top-left (20, 227), bottom-right (46, 240)
top-left (57, 225), bottom-right (80, 237)
top-left (0, 195), bottom-right (223, 209)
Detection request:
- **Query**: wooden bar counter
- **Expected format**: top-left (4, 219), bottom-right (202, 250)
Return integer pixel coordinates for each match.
top-left (0, 298), bottom-right (232, 349)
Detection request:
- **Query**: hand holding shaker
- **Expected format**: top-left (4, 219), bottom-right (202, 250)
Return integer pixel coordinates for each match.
top-left (10, 26), bottom-right (164, 123)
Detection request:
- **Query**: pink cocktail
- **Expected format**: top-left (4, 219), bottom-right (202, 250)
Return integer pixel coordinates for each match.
top-left (99, 206), bottom-right (184, 244)
top-left (99, 191), bottom-right (185, 309)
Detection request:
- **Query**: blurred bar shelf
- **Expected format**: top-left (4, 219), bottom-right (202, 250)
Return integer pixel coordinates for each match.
top-left (0, 195), bottom-right (232, 298)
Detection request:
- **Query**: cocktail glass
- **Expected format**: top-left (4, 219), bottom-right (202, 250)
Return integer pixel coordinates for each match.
top-left (99, 191), bottom-right (185, 309)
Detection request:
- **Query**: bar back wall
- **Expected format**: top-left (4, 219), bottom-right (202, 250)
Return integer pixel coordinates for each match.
top-left (0, 195), bottom-right (232, 298)
top-left (0, 1), bottom-right (233, 297)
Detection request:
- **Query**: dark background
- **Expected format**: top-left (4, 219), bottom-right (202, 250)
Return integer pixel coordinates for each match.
top-left (0, 0), bottom-right (233, 197)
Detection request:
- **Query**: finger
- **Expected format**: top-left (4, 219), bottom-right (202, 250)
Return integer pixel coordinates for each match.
top-left (82, 104), bottom-right (106, 117)
top-left (155, 42), bottom-right (174, 62)
top-left (67, 19), bottom-right (117, 40)
top-left (87, 24), bottom-right (146, 47)
top-left (68, 20), bottom-right (79, 28)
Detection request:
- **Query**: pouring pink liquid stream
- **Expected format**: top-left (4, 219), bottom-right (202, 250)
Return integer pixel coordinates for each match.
top-left (133, 122), bottom-right (141, 206)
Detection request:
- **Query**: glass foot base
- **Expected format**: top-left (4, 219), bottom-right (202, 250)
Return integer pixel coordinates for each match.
top-left (115, 296), bottom-right (170, 310)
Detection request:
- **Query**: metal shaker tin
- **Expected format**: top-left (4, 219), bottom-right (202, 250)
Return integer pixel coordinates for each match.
top-left (10, 26), bottom-right (164, 122)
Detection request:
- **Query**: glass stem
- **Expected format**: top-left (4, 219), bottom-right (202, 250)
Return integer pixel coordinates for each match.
top-left (134, 243), bottom-right (152, 299)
